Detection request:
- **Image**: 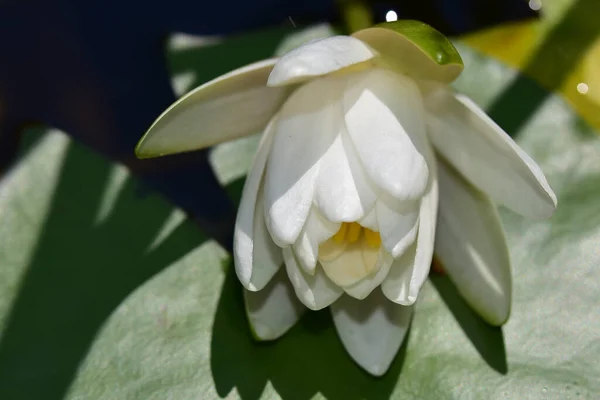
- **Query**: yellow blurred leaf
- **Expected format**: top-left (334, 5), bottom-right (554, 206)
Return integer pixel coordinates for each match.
top-left (461, 0), bottom-right (600, 132)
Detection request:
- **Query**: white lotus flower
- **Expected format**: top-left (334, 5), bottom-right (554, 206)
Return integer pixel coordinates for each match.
top-left (136, 22), bottom-right (557, 376)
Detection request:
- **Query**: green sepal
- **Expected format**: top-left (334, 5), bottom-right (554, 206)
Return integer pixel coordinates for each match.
top-left (353, 20), bottom-right (464, 83)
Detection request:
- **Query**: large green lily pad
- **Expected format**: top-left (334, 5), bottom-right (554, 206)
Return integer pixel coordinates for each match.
top-left (0, 26), bottom-right (599, 400)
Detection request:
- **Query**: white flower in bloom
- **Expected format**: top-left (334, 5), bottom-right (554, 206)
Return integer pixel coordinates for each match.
top-left (137, 23), bottom-right (557, 376)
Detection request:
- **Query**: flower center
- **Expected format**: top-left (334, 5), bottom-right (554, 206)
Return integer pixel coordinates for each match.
top-left (332, 222), bottom-right (381, 248)
top-left (317, 222), bottom-right (382, 287)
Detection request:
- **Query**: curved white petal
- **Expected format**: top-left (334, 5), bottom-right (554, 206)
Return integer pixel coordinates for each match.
top-left (343, 68), bottom-right (429, 201)
top-left (264, 76), bottom-right (343, 245)
top-left (234, 117), bottom-right (281, 290)
top-left (293, 208), bottom-right (340, 275)
top-left (424, 89), bottom-right (557, 219)
top-left (435, 159), bottom-right (512, 326)
top-left (331, 290), bottom-right (412, 376)
top-left (137, 58), bottom-right (290, 158)
top-left (314, 128), bottom-right (378, 222)
top-left (249, 189), bottom-right (284, 290)
top-left (244, 268), bottom-right (306, 340)
top-left (344, 250), bottom-right (394, 300)
top-left (382, 144), bottom-right (439, 305)
top-left (283, 248), bottom-right (343, 310)
top-left (268, 36), bottom-right (378, 87)
top-left (358, 206), bottom-right (379, 231)
top-left (376, 195), bottom-right (419, 258)
top-left (380, 244), bottom-right (415, 304)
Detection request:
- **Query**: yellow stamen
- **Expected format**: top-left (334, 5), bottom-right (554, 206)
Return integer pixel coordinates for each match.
top-left (330, 222), bottom-right (381, 248)
top-left (319, 222), bottom-right (383, 286)
top-left (364, 228), bottom-right (381, 248)
top-left (347, 222), bottom-right (362, 243)
top-left (333, 222), bottom-right (348, 243)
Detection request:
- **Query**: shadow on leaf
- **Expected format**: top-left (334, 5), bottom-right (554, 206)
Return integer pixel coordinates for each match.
top-left (168, 26), bottom-right (297, 90)
top-left (430, 274), bottom-right (508, 375)
top-left (214, 167), bottom-right (407, 397)
top-left (210, 263), bottom-right (407, 400)
top-left (211, 172), bottom-right (507, 399)
top-left (0, 132), bottom-right (206, 399)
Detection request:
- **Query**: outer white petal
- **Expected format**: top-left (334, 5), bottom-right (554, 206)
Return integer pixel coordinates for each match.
top-left (137, 58), bottom-right (290, 158)
top-left (234, 117), bottom-right (281, 291)
top-left (249, 188), bottom-right (284, 290)
top-left (382, 143), bottom-right (439, 305)
top-left (264, 76), bottom-right (343, 245)
top-left (331, 290), bottom-right (412, 376)
top-left (376, 195), bottom-right (419, 258)
top-left (283, 248), bottom-right (343, 310)
top-left (424, 89), bottom-right (557, 219)
top-left (435, 159), bottom-right (512, 326)
top-left (293, 208), bottom-right (340, 275)
top-left (267, 36), bottom-right (377, 87)
top-left (314, 128), bottom-right (378, 222)
top-left (244, 268), bottom-right (306, 340)
top-left (343, 68), bottom-right (429, 201)
top-left (344, 250), bottom-right (394, 300)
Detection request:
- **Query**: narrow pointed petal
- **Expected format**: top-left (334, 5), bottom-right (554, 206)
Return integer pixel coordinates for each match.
top-left (264, 77), bottom-right (342, 245)
top-left (268, 36), bottom-right (378, 87)
top-left (382, 147), bottom-right (439, 305)
top-left (331, 290), bottom-right (412, 376)
top-left (244, 268), bottom-right (306, 340)
top-left (380, 244), bottom-right (415, 304)
top-left (314, 129), bottom-right (378, 222)
top-left (424, 89), bottom-right (557, 219)
top-left (283, 248), bottom-right (343, 310)
top-left (137, 59), bottom-right (290, 158)
top-left (343, 68), bottom-right (429, 201)
top-left (435, 159), bottom-right (512, 326)
top-left (376, 196), bottom-right (419, 258)
top-left (293, 208), bottom-right (340, 275)
top-left (234, 117), bottom-right (279, 290)
top-left (344, 250), bottom-right (394, 300)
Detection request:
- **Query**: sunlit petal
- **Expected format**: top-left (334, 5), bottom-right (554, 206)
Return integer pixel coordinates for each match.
top-left (314, 127), bottom-right (378, 222)
top-left (137, 59), bottom-right (290, 158)
top-left (343, 68), bottom-right (429, 201)
top-left (268, 36), bottom-right (377, 87)
top-left (264, 77), bottom-right (343, 245)
top-left (435, 159), bottom-right (512, 325)
top-left (425, 89), bottom-right (556, 218)
top-left (382, 143), bottom-right (438, 304)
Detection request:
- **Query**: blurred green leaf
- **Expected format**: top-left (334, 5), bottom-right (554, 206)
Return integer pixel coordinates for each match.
top-left (0, 26), bottom-right (599, 400)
